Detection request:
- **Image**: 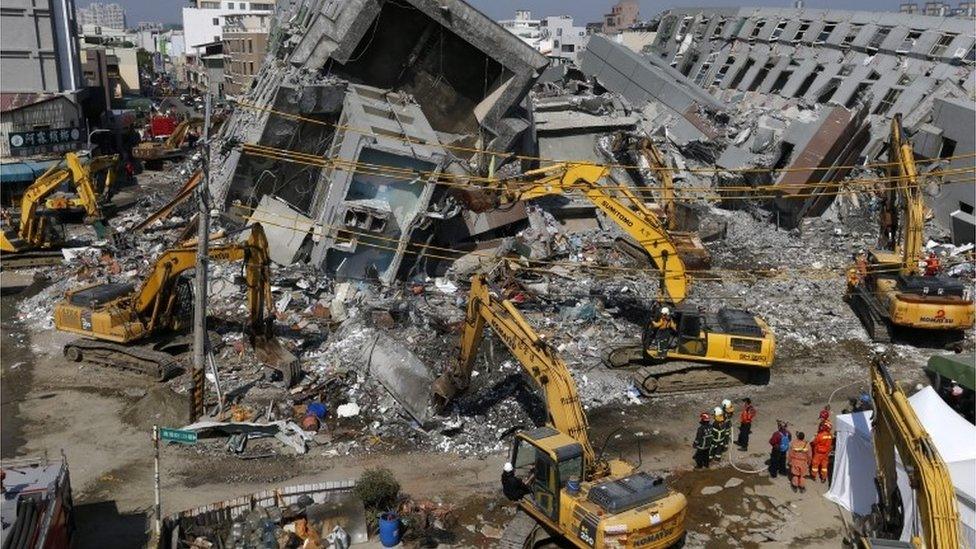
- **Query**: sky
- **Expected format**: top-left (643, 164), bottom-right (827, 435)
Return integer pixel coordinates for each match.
top-left (81, 0), bottom-right (901, 27)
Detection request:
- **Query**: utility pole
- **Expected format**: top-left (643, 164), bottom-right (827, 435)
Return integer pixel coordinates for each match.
top-left (190, 93), bottom-right (212, 422)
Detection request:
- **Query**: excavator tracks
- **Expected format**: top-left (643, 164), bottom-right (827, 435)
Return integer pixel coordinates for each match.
top-left (499, 509), bottom-right (540, 549)
top-left (63, 338), bottom-right (182, 381)
top-left (1, 250), bottom-right (64, 270)
top-left (846, 287), bottom-right (892, 343)
top-left (606, 345), bottom-right (769, 396)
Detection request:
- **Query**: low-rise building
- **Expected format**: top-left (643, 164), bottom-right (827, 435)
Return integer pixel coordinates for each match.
top-left (222, 13), bottom-right (271, 98)
top-left (186, 42), bottom-right (225, 98)
top-left (0, 95), bottom-right (84, 158)
top-left (603, 0), bottom-right (640, 34)
top-left (539, 16), bottom-right (588, 64)
top-left (498, 10), bottom-right (543, 49)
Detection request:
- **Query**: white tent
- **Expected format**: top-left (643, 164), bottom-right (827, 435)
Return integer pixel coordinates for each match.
top-left (826, 386), bottom-right (976, 547)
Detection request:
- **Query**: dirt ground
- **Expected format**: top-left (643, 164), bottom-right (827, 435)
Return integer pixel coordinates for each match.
top-left (1, 276), bottom-right (938, 548)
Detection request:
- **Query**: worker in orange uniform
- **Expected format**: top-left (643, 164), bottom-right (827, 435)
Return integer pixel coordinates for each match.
top-left (817, 407), bottom-right (833, 433)
top-left (787, 431), bottom-right (812, 492)
top-left (736, 397), bottom-right (756, 450)
top-left (923, 251), bottom-right (941, 276)
top-left (810, 425), bottom-right (834, 484)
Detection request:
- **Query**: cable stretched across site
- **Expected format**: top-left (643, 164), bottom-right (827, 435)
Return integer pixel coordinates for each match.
top-left (234, 100), bottom-right (976, 175)
top-left (235, 201), bottom-right (956, 285)
top-left (239, 142), bottom-right (976, 203)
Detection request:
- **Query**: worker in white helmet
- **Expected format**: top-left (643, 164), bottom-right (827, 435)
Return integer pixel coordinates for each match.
top-left (709, 406), bottom-right (731, 462)
top-left (648, 304), bottom-right (677, 357)
top-left (501, 461), bottom-right (532, 501)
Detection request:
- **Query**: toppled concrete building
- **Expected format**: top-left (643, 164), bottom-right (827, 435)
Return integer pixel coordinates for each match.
top-left (213, 0), bottom-right (549, 280)
top-left (644, 7), bottom-right (975, 237)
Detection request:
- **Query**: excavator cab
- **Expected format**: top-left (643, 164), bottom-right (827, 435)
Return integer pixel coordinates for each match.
top-left (508, 427), bottom-right (585, 522)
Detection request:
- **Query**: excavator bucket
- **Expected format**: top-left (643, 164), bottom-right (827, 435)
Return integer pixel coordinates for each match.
top-left (253, 336), bottom-right (301, 387)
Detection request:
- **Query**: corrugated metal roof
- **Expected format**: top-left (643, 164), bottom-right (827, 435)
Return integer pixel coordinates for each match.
top-left (0, 160), bottom-right (59, 184)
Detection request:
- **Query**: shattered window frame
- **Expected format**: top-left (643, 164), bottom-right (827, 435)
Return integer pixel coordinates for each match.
top-left (873, 88), bottom-right (903, 115)
top-left (842, 24), bottom-right (864, 47)
top-left (750, 19), bottom-right (767, 39)
top-left (816, 22), bottom-right (837, 43)
top-left (897, 29), bottom-right (923, 53)
top-left (928, 32), bottom-right (957, 57)
top-left (711, 18), bottom-right (727, 39)
top-left (867, 26), bottom-right (892, 50)
top-left (792, 21), bottom-right (812, 43)
top-left (896, 73), bottom-right (914, 85)
top-left (768, 20), bottom-right (789, 42)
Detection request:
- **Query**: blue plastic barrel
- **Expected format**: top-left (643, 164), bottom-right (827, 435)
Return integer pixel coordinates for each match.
top-left (307, 402), bottom-right (327, 419)
top-left (378, 512), bottom-right (402, 547)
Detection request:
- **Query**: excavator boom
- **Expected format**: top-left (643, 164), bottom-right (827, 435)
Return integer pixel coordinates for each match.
top-left (866, 357), bottom-right (960, 548)
top-left (498, 162), bottom-right (687, 303)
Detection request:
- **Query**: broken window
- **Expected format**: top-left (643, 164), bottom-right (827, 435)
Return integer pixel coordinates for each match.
top-left (750, 19), bottom-right (767, 38)
top-left (728, 58), bottom-right (755, 89)
top-left (816, 77), bottom-right (842, 104)
top-left (769, 20), bottom-right (788, 41)
top-left (816, 23), bottom-right (837, 43)
top-left (941, 137), bottom-right (957, 158)
top-left (694, 56), bottom-right (714, 86)
top-left (793, 64), bottom-right (823, 97)
top-left (712, 19), bottom-right (727, 38)
top-left (929, 33), bottom-right (957, 57)
top-left (866, 70), bottom-right (880, 81)
top-left (966, 44), bottom-right (976, 63)
top-left (868, 26), bottom-right (892, 49)
top-left (675, 16), bottom-right (693, 41)
top-left (561, 44), bottom-right (575, 53)
top-left (769, 70), bottom-right (792, 94)
top-left (845, 82), bottom-right (872, 108)
top-left (873, 88), bottom-right (902, 115)
top-left (748, 59), bottom-right (776, 91)
top-left (897, 73), bottom-right (914, 85)
top-left (959, 200), bottom-right (974, 215)
top-left (792, 21), bottom-right (811, 42)
top-left (842, 24), bottom-right (863, 46)
top-left (838, 64), bottom-right (854, 76)
top-left (713, 57), bottom-right (736, 86)
top-left (897, 29), bottom-right (922, 53)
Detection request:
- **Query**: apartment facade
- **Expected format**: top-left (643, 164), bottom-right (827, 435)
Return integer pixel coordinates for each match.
top-left (540, 16), bottom-right (588, 63)
top-left (77, 2), bottom-right (126, 30)
top-left (182, 0), bottom-right (274, 54)
top-left (0, 0), bottom-right (83, 93)
top-left (498, 10), bottom-right (543, 49)
top-left (222, 13), bottom-right (271, 98)
top-left (603, 0), bottom-right (640, 34)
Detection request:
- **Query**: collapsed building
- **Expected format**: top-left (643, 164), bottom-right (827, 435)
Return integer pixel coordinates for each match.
top-left (211, 0), bottom-right (549, 282)
top-left (643, 7), bottom-right (975, 240)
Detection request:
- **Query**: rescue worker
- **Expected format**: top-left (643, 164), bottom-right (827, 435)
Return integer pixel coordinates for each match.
top-left (817, 407), bottom-right (833, 433)
top-left (501, 462), bottom-right (531, 501)
top-left (736, 397), bottom-right (756, 450)
top-left (924, 251), bottom-right (941, 276)
top-left (810, 424), bottom-right (834, 484)
top-left (649, 306), bottom-right (677, 355)
top-left (710, 407), bottom-right (731, 462)
top-left (768, 421), bottom-right (791, 478)
top-left (722, 398), bottom-right (734, 417)
top-left (788, 431), bottom-right (812, 492)
top-left (693, 412), bottom-right (712, 469)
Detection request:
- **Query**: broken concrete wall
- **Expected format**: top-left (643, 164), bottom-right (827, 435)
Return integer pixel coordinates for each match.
top-left (919, 96), bottom-right (976, 244)
top-left (309, 85), bottom-right (446, 285)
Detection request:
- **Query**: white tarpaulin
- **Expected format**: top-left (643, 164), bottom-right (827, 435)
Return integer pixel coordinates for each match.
top-left (825, 386), bottom-right (976, 547)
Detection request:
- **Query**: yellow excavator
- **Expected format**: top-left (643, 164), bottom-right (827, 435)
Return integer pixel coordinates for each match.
top-left (433, 274), bottom-right (688, 548)
top-left (845, 116), bottom-right (975, 342)
top-left (484, 162), bottom-right (775, 394)
top-left (133, 118), bottom-right (200, 168)
top-left (44, 153), bottom-right (119, 214)
top-left (1, 153), bottom-right (116, 258)
top-left (53, 223), bottom-right (300, 384)
top-left (855, 357), bottom-right (961, 548)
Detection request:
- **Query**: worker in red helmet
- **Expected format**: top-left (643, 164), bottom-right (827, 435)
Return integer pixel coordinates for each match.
top-left (693, 412), bottom-right (712, 469)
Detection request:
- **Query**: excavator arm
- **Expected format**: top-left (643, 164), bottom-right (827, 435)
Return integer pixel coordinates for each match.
top-left (867, 357), bottom-right (960, 548)
top-left (65, 152), bottom-right (117, 220)
top-left (493, 162), bottom-right (687, 303)
top-left (888, 116), bottom-right (924, 275)
top-left (12, 165), bottom-right (74, 249)
top-left (639, 138), bottom-right (677, 231)
top-left (132, 224), bottom-right (275, 337)
top-left (434, 274), bottom-right (597, 467)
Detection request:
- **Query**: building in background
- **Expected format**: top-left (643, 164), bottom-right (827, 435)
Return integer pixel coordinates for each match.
top-left (498, 10), bottom-right (543, 49)
top-left (647, 6), bottom-right (976, 241)
top-left (614, 21), bottom-right (659, 53)
top-left (77, 2), bottom-right (126, 30)
top-left (182, 0), bottom-right (274, 96)
top-left (0, 0), bottom-right (85, 159)
top-left (539, 16), bottom-right (588, 63)
top-left (603, 0), bottom-right (640, 34)
top-left (1, 0), bottom-right (83, 93)
top-left (222, 13), bottom-right (271, 98)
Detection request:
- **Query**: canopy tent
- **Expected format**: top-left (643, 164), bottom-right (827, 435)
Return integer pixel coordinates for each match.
top-left (826, 386), bottom-right (976, 546)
